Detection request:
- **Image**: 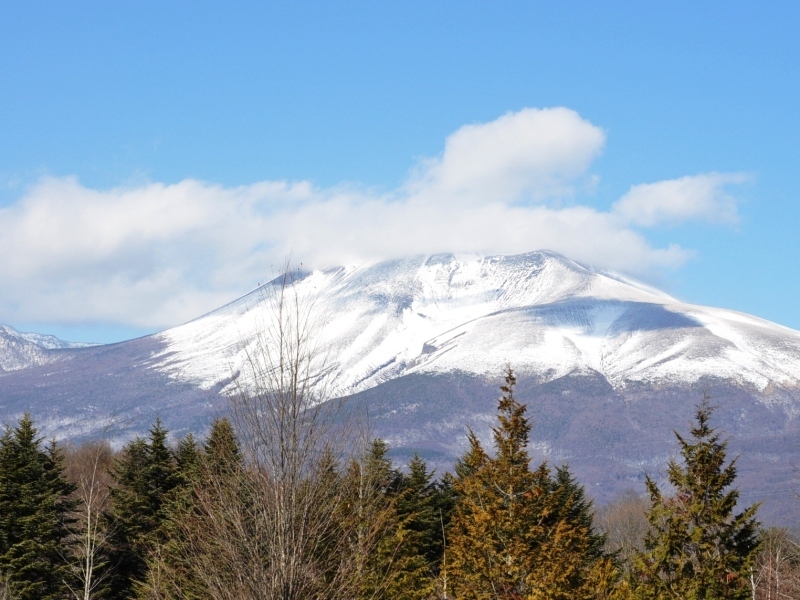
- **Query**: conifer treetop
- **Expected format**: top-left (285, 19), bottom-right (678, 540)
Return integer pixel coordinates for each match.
top-left (636, 393), bottom-right (761, 599)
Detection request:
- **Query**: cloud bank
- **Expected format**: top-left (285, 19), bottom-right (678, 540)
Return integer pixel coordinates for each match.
top-left (0, 108), bottom-right (747, 330)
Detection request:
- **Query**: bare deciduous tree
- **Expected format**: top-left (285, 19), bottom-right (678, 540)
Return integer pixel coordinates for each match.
top-left (140, 267), bottom-right (401, 600)
top-left (63, 440), bottom-right (115, 600)
top-left (227, 267), bottom-right (347, 598)
top-left (595, 489), bottom-right (650, 574)
top-left (749, 528), bottom-right (800, 600)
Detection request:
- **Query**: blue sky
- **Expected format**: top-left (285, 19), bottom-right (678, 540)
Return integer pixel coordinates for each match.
top-left (1, 1), bottom-right (799, 343)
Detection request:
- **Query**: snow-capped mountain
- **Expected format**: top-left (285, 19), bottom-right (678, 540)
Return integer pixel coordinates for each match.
top-left (155, 251), bottom-right (800, 398)
top-left (2, 251), bottom-right (799, 521)
top-left (0, 324), bottom-right (95, 372)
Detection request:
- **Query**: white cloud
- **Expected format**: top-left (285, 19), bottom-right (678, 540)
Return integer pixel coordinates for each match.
top-left (0, 108), bottom-right (746, 331)
top-left (612, 173), bottom-right (749, 227)
top-left (409, 107), bottom-right (606, 204)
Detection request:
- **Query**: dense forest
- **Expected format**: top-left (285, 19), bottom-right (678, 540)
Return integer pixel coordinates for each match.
top-left (1, 277), bottom-right (798, 599)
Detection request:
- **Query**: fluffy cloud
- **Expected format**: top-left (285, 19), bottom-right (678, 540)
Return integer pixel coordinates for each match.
top-left (0, 108), bottom-right (746, 330)
top-left (612, 173), bottom-right (749, 227)
top-left (409, 107), bottom-right (605, 204)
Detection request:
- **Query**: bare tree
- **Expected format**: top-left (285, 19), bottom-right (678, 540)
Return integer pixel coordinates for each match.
top-left (139, 267), bottom-right (400, 599)
top-left (595, 489), bottom-right (650, 574)
top-left (749, 528), bottom-right (800, 600)
top-left (62, 440), bottom-right (115, 600)
top-left (228, 267), bottom-right (347, 598)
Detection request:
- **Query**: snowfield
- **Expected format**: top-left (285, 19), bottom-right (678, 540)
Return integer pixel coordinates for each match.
top-left (155, 251), bottom-right (800, 399)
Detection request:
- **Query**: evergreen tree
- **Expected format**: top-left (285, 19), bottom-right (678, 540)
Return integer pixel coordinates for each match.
top-left (448, 367), bottom-right (618, 600)
top-left (632, 396), bottom-right (760, 599)
top-left (397, 454), bottom-right (443, 569)
top-left (343, 439), bottom-right (434, 599)
top-left (135, 421), bottom-right (246, 599)
top-left (0, 414), bottom-right (76, 600)
top-left (106, 419), bottom-right (179, 599)
top-left (435, 471), bottom-right (457, 540)
top-left (174, 433), bottom-right (201, 485)
top-left (453, 429), bottom-right (489, 482)
top-left (203, 417), bottom-right (241, 476)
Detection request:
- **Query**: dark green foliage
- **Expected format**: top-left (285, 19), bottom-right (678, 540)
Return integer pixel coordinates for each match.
top-left (174, 433), bottom-right (201, 484)
top-left (134, 420), bottom-right (247, 599)
top-left (551, 465), bottom-right (607, 563)
top-left (106, 419), bottom-right (180, 599)
top-left (396, 454), bottom-right (443, 569)
top-left (340, 439), bottom-right (434, 599)
top-left (203, 417), bottom-right (241, 476)
top-left (435, 471), bottom-right (457, 537)
top-left (632, 395), bottom-right (761, 599)
top-left (0, 414), bottom-right (76, 600)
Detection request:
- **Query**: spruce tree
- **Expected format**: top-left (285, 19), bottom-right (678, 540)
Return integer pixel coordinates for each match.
top-left (202, 417), bottom-right (241, 476)
top-left (632, 395), bottom-right (760, 599)
top-left (106, 419), bottom-right (179, 599)
top-left (397, 454), bottom-right (443, 569)
top-left (135, 421), bottom-right (245, 599)
top-left (0, 414), bottom-right (76, 600)
top-left (343, 439), bottom-right (433, 599)
top-left (448, 367), bottom-right (618, 600)
top-left (174, 433), bottom-right (201, 484)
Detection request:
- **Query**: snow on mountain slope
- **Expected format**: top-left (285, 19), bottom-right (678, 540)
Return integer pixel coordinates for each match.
top-left (154, 251), bottom-right (800, 401)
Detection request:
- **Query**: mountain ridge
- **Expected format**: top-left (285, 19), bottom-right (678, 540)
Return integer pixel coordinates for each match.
top-left (152, 250), bottom-right (800, 398)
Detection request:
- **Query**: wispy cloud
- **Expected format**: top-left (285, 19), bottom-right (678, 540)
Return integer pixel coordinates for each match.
top-left (0, 108), bottom-right (747, 330)
top-left (612, 173), bottom-right (749, 227)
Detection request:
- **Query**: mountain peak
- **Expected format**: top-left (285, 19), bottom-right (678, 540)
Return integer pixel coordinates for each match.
top-left (154, 250), bottom-right (799, 396)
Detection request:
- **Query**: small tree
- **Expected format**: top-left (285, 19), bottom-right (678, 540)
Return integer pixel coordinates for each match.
top-left (396, 454), bottom-right (445, 571)
top-left (633, 394), bottom-right (760, 599)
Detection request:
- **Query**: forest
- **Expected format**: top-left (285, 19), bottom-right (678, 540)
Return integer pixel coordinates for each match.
top-left (1, 279), bottom-right (798, 600)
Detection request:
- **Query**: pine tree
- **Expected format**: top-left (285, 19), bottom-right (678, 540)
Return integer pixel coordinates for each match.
top-left (632, 395), bottom-right (760, 599)
top-left (0, 414), bottom-right (76, 600)
top-left (448, 367), bottom-right (618, 599)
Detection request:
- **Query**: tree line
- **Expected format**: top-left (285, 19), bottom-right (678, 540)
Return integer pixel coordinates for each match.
top-left (1, 367), bottom-right (797, 599)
